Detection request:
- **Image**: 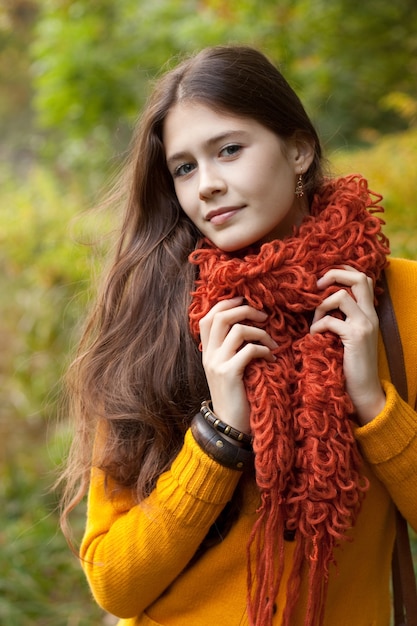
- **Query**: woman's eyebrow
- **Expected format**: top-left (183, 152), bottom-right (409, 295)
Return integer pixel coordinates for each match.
top-left (166, 130), bottom-right (248, 168)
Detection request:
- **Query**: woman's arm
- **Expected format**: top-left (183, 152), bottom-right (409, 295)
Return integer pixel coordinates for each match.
top-left (355, 380), bottom-right (417, 531)
top-left (80, 429), bottom-right (242, 618)
top-left (81, 297), bottom-right (276, 618)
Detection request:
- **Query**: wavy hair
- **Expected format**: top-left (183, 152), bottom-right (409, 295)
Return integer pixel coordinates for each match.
top-left (59, 45), bottom-right (324, 541)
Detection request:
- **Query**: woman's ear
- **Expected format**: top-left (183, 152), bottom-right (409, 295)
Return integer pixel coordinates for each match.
top-left (289, 133), bottom-right (315, 173)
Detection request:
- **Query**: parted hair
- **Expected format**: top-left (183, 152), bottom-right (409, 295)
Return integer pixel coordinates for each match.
top-left (59, 44), bottom-right (324, 539)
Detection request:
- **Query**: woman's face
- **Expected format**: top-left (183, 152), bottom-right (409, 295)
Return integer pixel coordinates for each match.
top-left (163, 101), bottom-right (314, 252)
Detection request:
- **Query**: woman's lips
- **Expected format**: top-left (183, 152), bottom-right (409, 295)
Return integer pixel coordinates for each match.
top-left (206, 206), bottom-right (243, 225)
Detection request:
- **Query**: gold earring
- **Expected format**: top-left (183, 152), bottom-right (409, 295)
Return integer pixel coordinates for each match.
top-left (295, 173), bottom-right (304, 198)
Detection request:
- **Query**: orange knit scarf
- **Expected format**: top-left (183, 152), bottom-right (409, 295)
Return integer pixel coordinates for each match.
top-left (188, 176), bottom-right (390, 626)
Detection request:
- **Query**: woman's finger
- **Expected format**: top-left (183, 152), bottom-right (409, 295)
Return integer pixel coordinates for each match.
top-left (315, 267), bottom-right (376, 320)
top-left (199, 299), bottom-right (268, 348)
top-left (215, 323), bottom-right (278, 357)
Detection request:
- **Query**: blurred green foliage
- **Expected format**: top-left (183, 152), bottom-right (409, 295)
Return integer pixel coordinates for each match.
top-left (29, 0), bottom-right (417, 168)
top-left (1, 0), bottom-right (417, 623)
top-left (0, 165), bottom-right (113, 624)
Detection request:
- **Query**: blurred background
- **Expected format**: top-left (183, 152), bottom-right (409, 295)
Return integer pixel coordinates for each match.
top-left (1, 1), bottom-right (416, 624)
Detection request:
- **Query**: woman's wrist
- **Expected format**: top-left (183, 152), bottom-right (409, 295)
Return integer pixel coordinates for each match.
top-left (200, 400), bottom-right (253, 447)
top-left (355, 388), bottom-right (386, 425)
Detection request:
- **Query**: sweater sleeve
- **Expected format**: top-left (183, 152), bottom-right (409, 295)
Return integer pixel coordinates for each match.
top-left (354, 257), bottom-right (417, 530)
top-left (80, 428), bottom-right (242, 619)
top-left (355, 379), bottom-right (417, 531)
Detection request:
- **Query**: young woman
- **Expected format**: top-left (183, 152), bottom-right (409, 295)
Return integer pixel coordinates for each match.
top-left (61, 45), bottom-right (417, 626)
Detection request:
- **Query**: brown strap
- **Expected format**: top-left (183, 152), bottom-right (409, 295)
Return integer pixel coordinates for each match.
top-left (393, 511), bottom-right (417, 626)
top-left (377, 271), bottom-right (417, 626)
top-left (377, 271), bottom-right (408, 401)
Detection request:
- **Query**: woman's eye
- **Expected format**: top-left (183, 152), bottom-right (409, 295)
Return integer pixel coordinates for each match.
top-left (174, 162), bottom-right (195, 177)
top-left (220, 144), bottom-right (241, 157)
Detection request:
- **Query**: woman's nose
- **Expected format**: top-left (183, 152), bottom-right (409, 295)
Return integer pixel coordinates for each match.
top-left (198, 164), bottom-right (227, 200)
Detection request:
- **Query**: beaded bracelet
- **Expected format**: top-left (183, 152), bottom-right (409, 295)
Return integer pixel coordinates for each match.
top-left (200, 400), bottom-right (253, 448)
top-left (191, 412), bottom-right (254, 471)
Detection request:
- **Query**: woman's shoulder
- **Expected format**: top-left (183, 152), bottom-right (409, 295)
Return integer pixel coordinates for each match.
top-left (385, 256), bottom-right (417, 285)
top-left (384, 257), bottom-right (417, 307)
top-left (384, 256), bottom-right (416, 311)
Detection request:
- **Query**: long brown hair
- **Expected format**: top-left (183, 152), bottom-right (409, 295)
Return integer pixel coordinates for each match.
top-left (60, 45), bottom-right (324, 540)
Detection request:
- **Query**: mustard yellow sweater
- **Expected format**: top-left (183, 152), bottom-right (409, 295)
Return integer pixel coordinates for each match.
top-left (80, 257), bottom-right (417, 626)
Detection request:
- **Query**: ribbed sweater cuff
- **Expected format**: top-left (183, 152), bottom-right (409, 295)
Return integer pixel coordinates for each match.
top-left (155, 429), bottom-right (242, 527)
top-left (355, 379), bottom-right (417, 464)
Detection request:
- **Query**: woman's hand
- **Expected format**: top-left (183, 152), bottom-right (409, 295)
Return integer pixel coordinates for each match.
top-left (199, 297), bottom-right (277, 434)
top-left (310, 265), bottom-right (386, 425)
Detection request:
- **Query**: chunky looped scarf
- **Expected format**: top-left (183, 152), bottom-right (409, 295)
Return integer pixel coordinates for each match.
top-left (188, 176), bottom-right (390, 626)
